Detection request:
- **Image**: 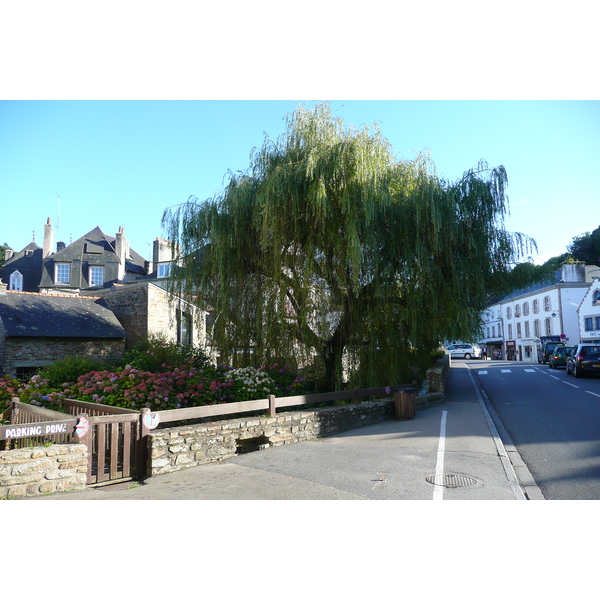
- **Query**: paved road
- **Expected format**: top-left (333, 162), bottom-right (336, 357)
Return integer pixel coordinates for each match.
top-left (25, 361), bottom-right (541, 501)
top-left (472, 360), bottom-right (600, 499)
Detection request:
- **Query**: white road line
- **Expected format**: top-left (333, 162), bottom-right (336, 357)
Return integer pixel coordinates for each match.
top-left (563, 382), bottom-right (579, 388)
top-left (524, 369), bottom-right (536, 372)
top-left (586, 391), bottom-right (600, 398)
top-left (433, 411), bottom-right (448, 501)
top-left (478, 371), bottom-right (488, 375)
top-left (550, 376), bottom-right (560, 380)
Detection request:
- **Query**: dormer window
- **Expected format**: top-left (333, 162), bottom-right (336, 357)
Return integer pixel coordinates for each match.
top-left (9, 270), bottom-right (23, 291)
top-left (55, 262), bottom-right (70, 284)
top-left (593, 290), bottom-right (600, 306)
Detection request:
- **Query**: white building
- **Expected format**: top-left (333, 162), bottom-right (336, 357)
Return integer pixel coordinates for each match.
top-left (578, 277), bottom-right (600, 343)
top-left (480, 264), bottom-right (600, 362)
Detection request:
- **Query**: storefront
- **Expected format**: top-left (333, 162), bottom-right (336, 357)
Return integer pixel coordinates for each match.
top-left (505, 340), bottom-right (517, 361)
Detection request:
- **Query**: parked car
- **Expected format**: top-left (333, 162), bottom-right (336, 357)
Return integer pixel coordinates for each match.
top-left (548, 346), bottom-right (572, 369)
top-left (538, 341), bottom-right (566, 365)
top-left (566, 344), bottom-right (600, 377)
top-left (445, 343), bottom-right (482, 359)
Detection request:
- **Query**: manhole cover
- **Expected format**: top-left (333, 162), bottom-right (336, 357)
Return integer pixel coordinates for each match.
top-left (426, 473), bottom-right (479, 488)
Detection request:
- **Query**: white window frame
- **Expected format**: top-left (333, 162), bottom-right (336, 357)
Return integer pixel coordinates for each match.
top-left (157, 263), bottom-right (171, 278)
top-left (55, 262), bottom-right (70, 284)
top-left (89, 266), bottom-right (104, 286)
top-left (9, 270), bottom-right (23, 291)
top-left (544, 296), bottom-right (551, 311)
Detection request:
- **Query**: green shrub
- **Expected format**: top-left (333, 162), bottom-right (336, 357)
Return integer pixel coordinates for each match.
top-left (123, 335), bottom-right (212, 373)
top-left (37, 356), bottom-right (111, 388)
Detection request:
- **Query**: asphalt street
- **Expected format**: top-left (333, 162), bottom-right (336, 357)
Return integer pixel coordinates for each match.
top-left (26, 360), bottom-right (542, 501)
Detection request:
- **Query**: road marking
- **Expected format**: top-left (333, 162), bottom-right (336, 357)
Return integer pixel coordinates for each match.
top-left (478, 371), bottom-right (488, 375)
top-left (524, 369), bottom-right (536, 372)
top-left (433, 411), bottom-right (448, 501)
top-left (501, 369), bottom-right (512, 373)
top-left (586, 391), bottom-right (600, 398)
top-left (563, 382), bottom-right (579, 388)
top-left (550, 376), bottom-right (560, 380)
top-left (467, 370), bottom-right (527, 500)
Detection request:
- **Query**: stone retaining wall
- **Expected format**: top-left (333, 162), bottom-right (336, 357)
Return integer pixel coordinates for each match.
top-left (148, 399), bottom-right (397, 476)
top-left (148, 359), bottom-right (450, 477)
top-left (0, 444), bottom-right (87, 499)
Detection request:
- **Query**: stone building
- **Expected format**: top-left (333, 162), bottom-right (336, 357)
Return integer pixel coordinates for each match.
top-left (0, 219), bottom-right (210, 375)
top-left (0, 283), bottom-right (126, 379)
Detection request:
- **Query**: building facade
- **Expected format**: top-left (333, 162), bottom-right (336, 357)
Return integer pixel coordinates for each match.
top-left (480, 264), bottom-right (600, 362)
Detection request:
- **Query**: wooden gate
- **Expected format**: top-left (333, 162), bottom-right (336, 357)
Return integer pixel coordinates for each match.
top-left (62, 400), bottom-right (146, 486)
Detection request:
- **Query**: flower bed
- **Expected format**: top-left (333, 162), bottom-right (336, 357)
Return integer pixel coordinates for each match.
top-left (1, 364), bottom-right (309, 413)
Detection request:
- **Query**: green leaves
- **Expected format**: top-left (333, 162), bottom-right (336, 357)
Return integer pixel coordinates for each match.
top-left (162, 102), bottom-right (531, 390)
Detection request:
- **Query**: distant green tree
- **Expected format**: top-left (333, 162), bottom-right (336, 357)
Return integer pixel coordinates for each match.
top-left (0, 243), bottom-right (11, 267)
top-left (568, 226), bottom-right (600, 265)
top-left (162, 103), bottom-right (534, 390)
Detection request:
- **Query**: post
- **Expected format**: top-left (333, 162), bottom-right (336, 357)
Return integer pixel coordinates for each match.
top-left (353, 387), bottom-right (360, 405)
top-left (75, 413), bottom-right (93, 484)
top-left (139, 408), bottom-right (152, 478)
top-left (268, 394), bottom-right (276, 417)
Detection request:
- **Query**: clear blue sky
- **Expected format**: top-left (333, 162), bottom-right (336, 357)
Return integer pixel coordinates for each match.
top-left (1, 100), bottom-right (598, 265)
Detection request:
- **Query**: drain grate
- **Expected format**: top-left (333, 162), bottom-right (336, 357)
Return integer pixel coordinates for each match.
top-left (426, 473), bottom-right (479, 488)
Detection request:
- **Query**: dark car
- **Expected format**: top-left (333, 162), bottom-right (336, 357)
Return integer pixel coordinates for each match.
top-left (538, 341), bottom-right (566, 364)
top-left (566, 344), bottom-right (600, 377)
top-left (548, 346), bottom-right (572, 369)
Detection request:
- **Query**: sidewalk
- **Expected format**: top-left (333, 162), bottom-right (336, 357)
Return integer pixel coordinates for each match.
top-left (25, 362), bottom-right (542, 500)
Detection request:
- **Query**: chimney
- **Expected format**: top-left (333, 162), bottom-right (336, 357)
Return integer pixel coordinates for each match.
top-left (43, 217), bottom-right (54, 258)
top-left (561, 263), bottom-right (586, 283)
top-left (4, 248), bottom-right (13, 261)
top-left (0, 282), bottom-right (7, 294)
top-left (115, 226), bottom-right (129, 281)
top-left (144, 260), bottom-right (153, 276)
top-left (56, 241), bottom-right (66, 252)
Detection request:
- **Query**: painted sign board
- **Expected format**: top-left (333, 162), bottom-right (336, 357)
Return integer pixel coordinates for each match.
top-left (0, 419), bottom-right (76, 441)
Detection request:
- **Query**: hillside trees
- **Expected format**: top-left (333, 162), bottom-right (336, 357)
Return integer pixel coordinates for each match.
top-left (568, 226), bottom-right (600, 265)
top-left (162, 103), bottom-right (533, 390)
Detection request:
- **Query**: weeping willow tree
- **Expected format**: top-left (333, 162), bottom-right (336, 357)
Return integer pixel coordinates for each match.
top-left (162, 102), bottom-right (533, 390)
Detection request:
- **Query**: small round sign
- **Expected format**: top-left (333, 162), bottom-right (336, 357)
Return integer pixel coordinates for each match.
top-left (144, 412), bottom-right (160, 430)
top-left (75, 416), bottom-right (89, 438)
top-left (385, 386), bottom-right (391, 394)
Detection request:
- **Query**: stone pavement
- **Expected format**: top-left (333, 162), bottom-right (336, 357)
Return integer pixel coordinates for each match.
top-left (25, 361), bottom-right (544, 501)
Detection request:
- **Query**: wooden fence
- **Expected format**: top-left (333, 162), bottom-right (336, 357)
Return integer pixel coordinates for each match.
top-left (150, 384), bottom-right (413, 427)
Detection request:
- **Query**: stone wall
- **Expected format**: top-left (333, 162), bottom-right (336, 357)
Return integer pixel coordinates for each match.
top-left (1, 337), bottom-right (125, 378)
top-left (95, 281), bottom-right (207, 351)
top-left (0, 443), bottom-right (87, 499)
top-left (148, 399), bottom-right (397, 476)
top-left (148, 360), bottom-right (451, 477)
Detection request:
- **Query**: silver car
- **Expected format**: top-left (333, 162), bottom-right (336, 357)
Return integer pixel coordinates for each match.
top-left (445, 343), bottom-right (482, 359)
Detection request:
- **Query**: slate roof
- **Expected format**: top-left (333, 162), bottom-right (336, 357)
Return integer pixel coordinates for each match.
top-left (0, 242), bottom-right (44, 291)
top-left (38, 226), bottom-right (147, 290)
top-left (495, 265), bottom-right (600, 304)
top-left (0, 291), bottom-right (126, 339)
